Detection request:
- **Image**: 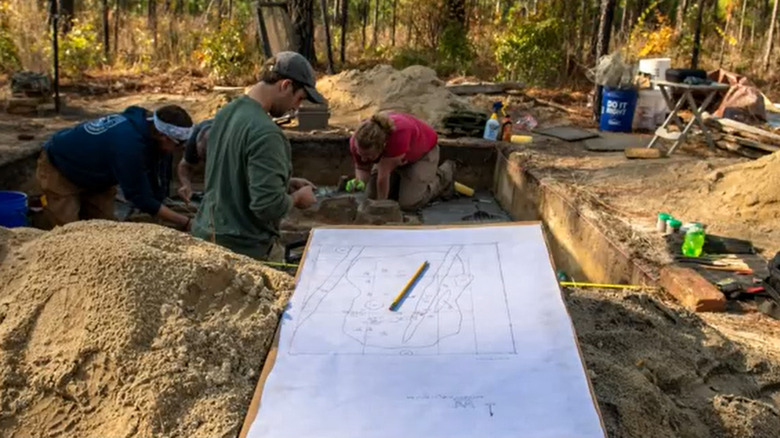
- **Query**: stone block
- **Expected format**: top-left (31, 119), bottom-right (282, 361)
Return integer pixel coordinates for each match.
top-left (355, 199), bottom-right (403, 225)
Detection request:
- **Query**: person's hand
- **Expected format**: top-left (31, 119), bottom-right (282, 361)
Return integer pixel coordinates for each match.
top-left (178, 185), bottom-right (193, 203)
top-left (289, 177), bottom-right (316, 192)
top-left (292, 185), bottom-right (316, 209)
top-left (179, 217), bottom-right (192, 232)
top-left (345, 178), bottom-right (365, 192)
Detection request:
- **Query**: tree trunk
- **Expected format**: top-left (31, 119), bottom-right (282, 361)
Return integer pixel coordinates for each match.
top-left (228, 0), bottom-right (233, 19)
top-left (392, 0), bottom-right (398, 45)
top-left (593, 0), bottom-right (617, 120)
top-left (372, 0), bottom-right (379, 47)
top-left (738, 0), bottom-right (747, 43)
top-left (320, 0), bottom-right (335, 73)
top-left (340, 0), bottom-right (348, 63)
top-left (59, 0), bottom-right (74, 34)
top-left (577, 0), bottom-right (589, 65)
top-left (676, 0), bottom-right (688, 34)
top-left (589, 2), bottom-right (600, 61)
top-left (595, 0), bottom-right (617, 59)
top-left (114, 0), bottom-right (121, 57)
top-left (620, 0), bottom-right (629, 37)
top-left (51, 0), bottom-right (60, 112)
top-left (719, 3), bottom-right (732, 66)
top-left (217, 0), bottom-right (223, 29)
top-left (149, 0), bottom-right (158, 51)
top-left (764, 0), bottom-right (780, 70)
top-left (362, 0), bottom-right (368, 48)
top-left (176, 0), bottom-right (184, 15)
top-left (290, 0), bottom-right (317, 61)
top-left (691, 0), bottom-right (705, 69)
top-left (103, 0), bottom-right (110, 59)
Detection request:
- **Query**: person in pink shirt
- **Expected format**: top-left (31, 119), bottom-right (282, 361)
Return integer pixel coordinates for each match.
top-left (349, 112), bottom-right (455, 211)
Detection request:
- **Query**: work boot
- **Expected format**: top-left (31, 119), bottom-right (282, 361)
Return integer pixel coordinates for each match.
top-left (437, 160), bottom-right (457, 201)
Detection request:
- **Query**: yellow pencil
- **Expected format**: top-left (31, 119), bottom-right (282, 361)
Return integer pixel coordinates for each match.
top-left (389, 261), bottom-right (429, 311)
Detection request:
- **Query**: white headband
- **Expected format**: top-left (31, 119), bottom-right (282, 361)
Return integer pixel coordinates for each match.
top-left (152, 111), bottom-right (193, 142)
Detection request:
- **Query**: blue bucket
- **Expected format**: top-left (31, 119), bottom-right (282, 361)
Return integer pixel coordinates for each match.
top-left (0, 191), bottom-right (29, 228)
top-left (599, 87), bottom-right (638, 133)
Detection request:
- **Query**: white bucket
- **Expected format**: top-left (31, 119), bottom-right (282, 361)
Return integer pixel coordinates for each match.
top-left (634, 89), bottom-right (665, 130)
top-left (638, 58), bottom-right (672, 88)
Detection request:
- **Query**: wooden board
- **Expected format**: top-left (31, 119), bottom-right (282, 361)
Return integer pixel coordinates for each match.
top-left (704, 114), bottom-right (780, 146)
top-left (445, 82), bottom-right (525, 95)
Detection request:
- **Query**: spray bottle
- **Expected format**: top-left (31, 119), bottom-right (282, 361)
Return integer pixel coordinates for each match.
top-left (483, 101), bottom-right (502, 141)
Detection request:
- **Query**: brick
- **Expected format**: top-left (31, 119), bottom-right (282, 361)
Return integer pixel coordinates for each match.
top-left (659, 266), bottom-right (726, 312)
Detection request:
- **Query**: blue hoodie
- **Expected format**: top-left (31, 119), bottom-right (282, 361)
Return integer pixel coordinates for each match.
top-left (44, 106), bottom-right (167, 215)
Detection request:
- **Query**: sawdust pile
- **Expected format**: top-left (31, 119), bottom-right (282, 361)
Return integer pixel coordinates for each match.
top-left (568, 287), bottom-right (780, 438)
top-left (0, 221), bottom-right (293, 438)
top-left (706, 151), bottom-right (780, 223)
top-left (317, 65), bottom-right (474, 127)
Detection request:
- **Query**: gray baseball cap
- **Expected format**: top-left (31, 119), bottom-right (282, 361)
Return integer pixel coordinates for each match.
top-left (269, 51), bottom-right (325, 104)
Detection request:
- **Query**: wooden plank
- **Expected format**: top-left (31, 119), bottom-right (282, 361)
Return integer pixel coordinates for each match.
top-left (715, 140), bottom-right (764, 159)
top-left (625, 147), bottom-right (664, 159)
top-left (704, 113), bottom-right (780, 146)
top-left (721, 134), bottom-right (779, 153)
top-left (445, 81), bottom-right (525, 95)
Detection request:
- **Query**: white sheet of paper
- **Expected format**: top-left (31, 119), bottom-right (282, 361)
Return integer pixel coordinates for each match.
top-left (248, 224), bottom-right (605, 438)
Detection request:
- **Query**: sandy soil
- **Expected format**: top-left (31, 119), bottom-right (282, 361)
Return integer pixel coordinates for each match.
top-left (317, 64), bottom-right (474, 128)
top-left (0, 222), bottom-right (292, 438)
top-left (567, 286), bottom-right (780, 438)
top-left (511, 140), bottom-right (780, 259)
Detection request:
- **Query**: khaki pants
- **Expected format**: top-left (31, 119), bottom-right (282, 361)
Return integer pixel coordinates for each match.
top-left (366, 146), bottom-right (451, 211)
top-left (36, 150), bottom-right (117, 226)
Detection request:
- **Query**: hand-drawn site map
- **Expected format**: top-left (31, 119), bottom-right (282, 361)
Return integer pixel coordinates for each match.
top-left (249, 226), bottom-right (606, 438)
top-left (289, 243), bottom-right (518, 356)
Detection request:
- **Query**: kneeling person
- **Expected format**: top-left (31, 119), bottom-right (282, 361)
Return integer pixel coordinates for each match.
top-left (37, 105), bottom-right (195, 230)
top-left (350, 112), bottom-right (455, 211)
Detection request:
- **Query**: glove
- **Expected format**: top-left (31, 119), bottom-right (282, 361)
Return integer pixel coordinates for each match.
top-left (345, 178), bottom-right (366, 193)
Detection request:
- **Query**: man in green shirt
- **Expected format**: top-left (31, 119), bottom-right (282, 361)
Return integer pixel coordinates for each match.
top-left (191, 51), bottom-right (324, 259)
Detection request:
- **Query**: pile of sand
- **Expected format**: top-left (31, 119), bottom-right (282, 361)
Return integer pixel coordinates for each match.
top-left (317, 65), bottom-right (474, 128)
top-left (707, 151), bottom-right (780, 223)
top-left (0, 221), bottom-right (293, 438)
top-left (568, 287), bottom-right (780, 438)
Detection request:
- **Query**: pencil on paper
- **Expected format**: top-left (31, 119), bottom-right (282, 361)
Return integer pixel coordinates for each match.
top-left (389, 261), bottom-right (429, 311)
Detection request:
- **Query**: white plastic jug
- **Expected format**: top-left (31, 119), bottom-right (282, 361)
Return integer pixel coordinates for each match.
top-left (638, 58), bottom-right (671, 89)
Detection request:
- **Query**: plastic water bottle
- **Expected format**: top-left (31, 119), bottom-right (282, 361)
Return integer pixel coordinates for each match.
top-left (483, 113), bottom-right (500, 140)
top-left (681, 225), bottom-right (705, 257)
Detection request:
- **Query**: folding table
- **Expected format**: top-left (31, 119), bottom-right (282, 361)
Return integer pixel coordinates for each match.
top-left (646, 80), bottom-right (730, 155)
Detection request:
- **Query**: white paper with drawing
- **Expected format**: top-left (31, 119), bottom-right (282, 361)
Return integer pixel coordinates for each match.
top-left (248, 224), bottom-right (605, 438)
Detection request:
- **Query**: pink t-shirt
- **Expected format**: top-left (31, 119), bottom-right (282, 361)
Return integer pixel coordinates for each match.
top-left (350, 113), bottom-right (438, 170)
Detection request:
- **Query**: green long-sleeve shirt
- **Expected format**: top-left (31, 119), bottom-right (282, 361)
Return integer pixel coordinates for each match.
top-left (192, 96), bottom-right (293, 259)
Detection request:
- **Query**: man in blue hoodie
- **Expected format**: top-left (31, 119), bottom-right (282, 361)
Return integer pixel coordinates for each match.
top-left (36, 104), bottom-right (195, 230)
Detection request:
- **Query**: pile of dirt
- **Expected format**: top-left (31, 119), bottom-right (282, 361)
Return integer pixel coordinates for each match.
top-left (706, 152), bottom-right (780, 223)
top-left (0, 221), bottom-right (293, 438)
top-left (317, 65), bottom-right (474, 128)
top-left (567, 287), bottom-right (780, 438)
